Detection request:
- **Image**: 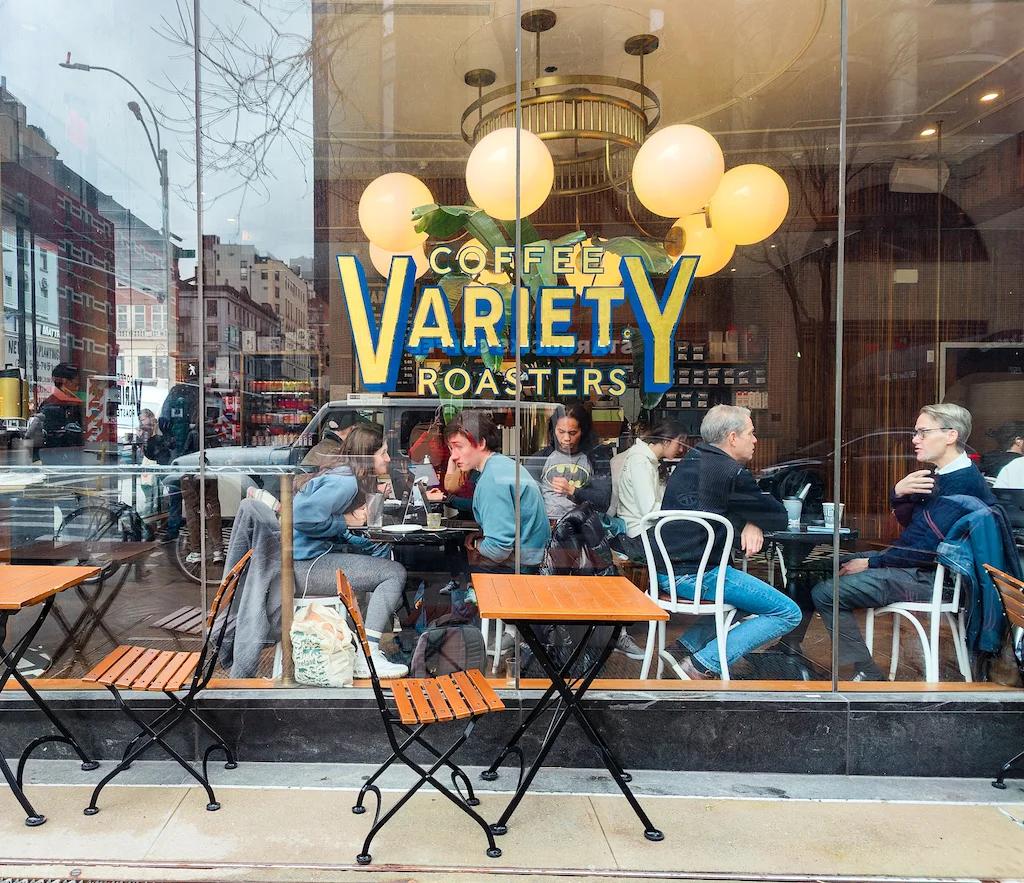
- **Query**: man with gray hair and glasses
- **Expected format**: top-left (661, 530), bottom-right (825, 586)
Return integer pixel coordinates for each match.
top-left (810, 402), bottom-right (994, 681)
top-left (656, 404), bottom-right (801, 680)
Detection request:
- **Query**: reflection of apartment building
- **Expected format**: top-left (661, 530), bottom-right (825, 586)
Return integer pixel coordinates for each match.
top-left (202, 236), bottom-right (311, 350)
top-left (290, 255), bottom-right (329, 368)
top-left (1, 81), bottom-right (115, 398)
top-left (176, 279), bottom-right (279, 387)
top-left (114, 286), bottom-right (168, 383)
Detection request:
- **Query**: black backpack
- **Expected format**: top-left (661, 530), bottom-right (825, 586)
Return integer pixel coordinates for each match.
top-left (540, 505), bottom-right (618, 577)
top-left (409, 612), bottom-right (488, 678)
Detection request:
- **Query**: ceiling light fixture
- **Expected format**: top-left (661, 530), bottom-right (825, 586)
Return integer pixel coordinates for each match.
top-left (462, 9), bottom-right (661, 196)
top-left (980, 91), bottom-right (999, 102)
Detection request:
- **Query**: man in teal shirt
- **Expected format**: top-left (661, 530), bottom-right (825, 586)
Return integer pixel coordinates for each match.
top-left (444, 410), bottom-right (551, 572)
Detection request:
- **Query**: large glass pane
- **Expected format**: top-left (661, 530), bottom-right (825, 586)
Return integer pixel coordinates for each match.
top-left (0, 2), bottom-right (196, 677)
top-left (843, 2), bottom-right (1023, 687)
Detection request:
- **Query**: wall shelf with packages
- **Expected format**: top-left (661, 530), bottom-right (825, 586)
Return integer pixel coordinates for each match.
top-left (240, 351), bottom-right (324, 446)
top-left (654, 330), bottom-right (770, 434)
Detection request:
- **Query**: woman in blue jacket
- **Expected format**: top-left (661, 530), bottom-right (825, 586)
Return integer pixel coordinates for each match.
top-left (292, 424), bottom-right (409, 678)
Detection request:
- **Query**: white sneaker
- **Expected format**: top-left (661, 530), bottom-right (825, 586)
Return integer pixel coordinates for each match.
top-left (185, 551), bottom-right (202, 565)
top-left (614, 632), bottom-right (646, 660)
top-left (354, 646), bottom-right (409, 680)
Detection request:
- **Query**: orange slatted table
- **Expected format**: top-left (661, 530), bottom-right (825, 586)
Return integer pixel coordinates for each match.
top-left (9, 541), bottom-right (157, 665)
top-left (472, 573), bottom-right (668, 843)
top-left (1, 565), bottom-right (102, 826)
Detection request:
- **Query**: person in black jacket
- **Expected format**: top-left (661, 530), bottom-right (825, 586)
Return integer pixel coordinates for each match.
top-left (528, 403), bottom-right (613, 518)
top-left (810, 403), bottom-right (995, 681)
top-left (657, 405), bottom-right (800, 680)
top-left (979, 419), bottom-right (1024, 480)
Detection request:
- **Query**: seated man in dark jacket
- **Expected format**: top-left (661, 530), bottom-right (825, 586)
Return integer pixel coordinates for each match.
top-left (658, 405), bottom-right (801, 680)
top-left (811, 402), bottom-right (995, 681)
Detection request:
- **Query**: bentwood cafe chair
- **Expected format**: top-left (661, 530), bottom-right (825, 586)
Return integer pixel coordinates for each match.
top-left (81, 550), bottom-right (253, 815)
top-left (337, 570), bottom-right (505, 865)
top-left (984, 564), bottom-right (1024, 789)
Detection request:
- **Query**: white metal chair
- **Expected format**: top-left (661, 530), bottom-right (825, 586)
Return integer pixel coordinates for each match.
top-left (638, 510), bottom-right (741, 681)
top-left (480, 616), bottom-right (507, 674)
top-left (864, 563), bottom-right (971, 683)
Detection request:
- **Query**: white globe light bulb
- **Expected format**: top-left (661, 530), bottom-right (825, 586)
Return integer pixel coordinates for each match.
top-left (466, 127), bottom-right (554, 220)
top-left (358, 172), bottom-right (433, 253)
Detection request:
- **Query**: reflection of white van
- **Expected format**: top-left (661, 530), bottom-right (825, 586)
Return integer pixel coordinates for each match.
top-left (168, 396), bottom-right (561, 519)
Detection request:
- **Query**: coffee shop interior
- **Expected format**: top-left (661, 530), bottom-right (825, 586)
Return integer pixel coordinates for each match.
top-left (1, 0), bottom-right (1023, 695)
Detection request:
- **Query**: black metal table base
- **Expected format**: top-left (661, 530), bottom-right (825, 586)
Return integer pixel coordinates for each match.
top-left (482, 621), bottom-right (664, 842)
top-left (1, 599), bottom-right (99, 826)
top-left (49, 564), bottom-right (132, 665)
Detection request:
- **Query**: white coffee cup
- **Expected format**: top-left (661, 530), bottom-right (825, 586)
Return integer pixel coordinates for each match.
top-left (823, 502), bottom-right (845, 528)
top-left (783, 497), bottom-right (803, 528)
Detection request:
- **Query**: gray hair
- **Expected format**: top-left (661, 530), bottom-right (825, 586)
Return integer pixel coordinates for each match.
top-left (919, 403), bottom-right (972, 452)
top-left (701, 404), bottom-right (752, 446)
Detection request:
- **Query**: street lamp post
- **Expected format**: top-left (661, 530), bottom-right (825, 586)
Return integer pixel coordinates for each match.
top-left (58, 57), bottom-right (175, 379)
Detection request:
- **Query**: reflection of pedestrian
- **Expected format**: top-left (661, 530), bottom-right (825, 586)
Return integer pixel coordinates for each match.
top-left (159, 383), bottom-right (223, 562)
top-left (38, 363), bottom-right (85, 464)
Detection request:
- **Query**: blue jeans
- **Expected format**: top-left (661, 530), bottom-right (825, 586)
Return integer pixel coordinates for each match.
top-left (659, 566), bottom-right (801, 675)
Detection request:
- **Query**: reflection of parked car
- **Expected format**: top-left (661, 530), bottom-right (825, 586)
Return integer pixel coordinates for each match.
top-left (757, 431), bottom-right (979, 535)
top-left (167, 397), bottom-right (561, 517)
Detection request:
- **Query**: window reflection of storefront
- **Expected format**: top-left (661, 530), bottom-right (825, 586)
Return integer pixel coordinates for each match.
top-left (0, 1), bottom-right (1021, 758)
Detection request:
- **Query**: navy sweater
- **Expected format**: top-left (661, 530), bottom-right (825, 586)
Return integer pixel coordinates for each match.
top-left (871, 463), bottom-right (995, 570)
top-left (658, 443), bottom-right (788, 573)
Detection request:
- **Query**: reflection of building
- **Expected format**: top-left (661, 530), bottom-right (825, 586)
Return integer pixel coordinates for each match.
top-left (114, 285), bottom-right (168, 383)
top-left (202, 236), bottom-right (311, 349)
top-left (290, 256), bottom-right (329, 368)
top-left (176, 279), bottom-right (279, 387)
top-left (1, 81), bottom-right (115, 399)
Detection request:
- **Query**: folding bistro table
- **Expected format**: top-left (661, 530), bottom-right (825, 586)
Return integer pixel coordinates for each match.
top-left (0, 565), bottom-right (101, 825)
top-left (472, 573), bottom-right (669, 842)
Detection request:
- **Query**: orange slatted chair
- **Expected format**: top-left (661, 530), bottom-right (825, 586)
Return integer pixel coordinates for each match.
top-left (337, 570), bottom-right (505, 865)
top-left (81, 550), bottom-right (252, 815)
top-left (983, 564), bottom-right (1024, 789)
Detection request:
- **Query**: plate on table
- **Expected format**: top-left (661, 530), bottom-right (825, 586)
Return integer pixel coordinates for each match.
top-left (380, 524), bottom-right (421, 534)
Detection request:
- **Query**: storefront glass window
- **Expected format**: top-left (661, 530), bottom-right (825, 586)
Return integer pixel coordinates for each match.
top-left (0, 0), bottom-right (1020, 695)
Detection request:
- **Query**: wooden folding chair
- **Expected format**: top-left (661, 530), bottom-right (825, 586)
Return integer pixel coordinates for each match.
top-left (81, 550), bottom-right (252, 815)
top-left (337, 570), bottom-right (505, 865)
top-left (984, 564), bottom-right (1024, 789)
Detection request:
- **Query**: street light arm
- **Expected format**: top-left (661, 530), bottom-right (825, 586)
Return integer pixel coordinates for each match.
top-left (129, 102), bottom-right (162, 174)
top-left (59, 58), bottom-right (162, 154)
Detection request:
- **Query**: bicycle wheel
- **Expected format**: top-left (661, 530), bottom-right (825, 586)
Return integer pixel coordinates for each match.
top-left (56, 505), bottom-right (122, 573)
top-left (173, 524), bottom-right (232, 584)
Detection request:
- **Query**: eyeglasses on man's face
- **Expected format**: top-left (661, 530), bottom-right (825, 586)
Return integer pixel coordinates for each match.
top-left (911, 427), bottom-right (952, 439)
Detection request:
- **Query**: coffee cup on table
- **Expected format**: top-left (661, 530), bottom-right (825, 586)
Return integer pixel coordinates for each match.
top-left (823, 502), bottom-right (844, 528)
top-left (783, 497), bottom-right (803, 529)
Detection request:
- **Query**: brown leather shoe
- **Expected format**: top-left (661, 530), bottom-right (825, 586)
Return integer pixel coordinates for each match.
top-left (659, 645), bottom-right (711, 680)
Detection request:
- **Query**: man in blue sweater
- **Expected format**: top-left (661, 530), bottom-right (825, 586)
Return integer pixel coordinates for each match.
top-left (811, 403), bottom-right (995, 680)
top-left (444, 410), bottom-right (551, 572)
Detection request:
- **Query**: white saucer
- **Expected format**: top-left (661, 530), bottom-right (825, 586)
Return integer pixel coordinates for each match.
top-left (380, 524), bottom-right (421, 534)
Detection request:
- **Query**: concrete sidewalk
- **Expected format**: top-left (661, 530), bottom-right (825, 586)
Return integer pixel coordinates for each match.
top-left (2, 764), bottom-right (1023, 881)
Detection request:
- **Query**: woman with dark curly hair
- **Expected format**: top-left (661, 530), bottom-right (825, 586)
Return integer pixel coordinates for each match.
top-left (528, 403), bottom-right (613, 519)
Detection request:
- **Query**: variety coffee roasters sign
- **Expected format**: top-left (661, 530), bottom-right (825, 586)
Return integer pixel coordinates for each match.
top-left (337, 245), bottom-right (699, 398)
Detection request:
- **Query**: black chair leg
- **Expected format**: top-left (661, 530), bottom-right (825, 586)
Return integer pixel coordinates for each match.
top-left (356, 721), bottom-right (501, 865)
top-left (85, 688), bottom-right (224, 814)
top-left (993, 746), bottom-right (1024, 789)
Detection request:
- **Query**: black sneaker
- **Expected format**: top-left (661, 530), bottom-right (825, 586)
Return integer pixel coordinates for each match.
top-left (159, 532), bottom-right (179, 545)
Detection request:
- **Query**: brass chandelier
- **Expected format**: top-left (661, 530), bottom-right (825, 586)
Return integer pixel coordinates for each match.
top-left (461, 9), bottom-right (662, 197)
